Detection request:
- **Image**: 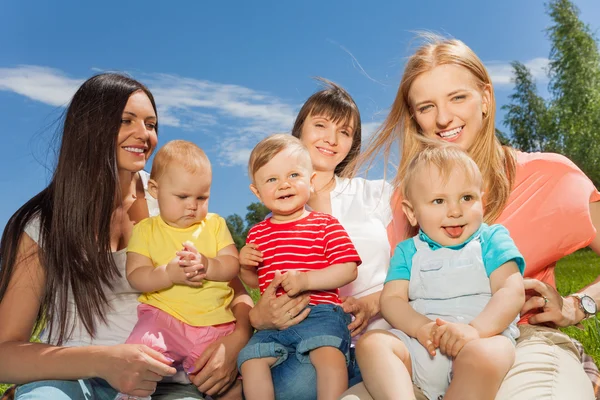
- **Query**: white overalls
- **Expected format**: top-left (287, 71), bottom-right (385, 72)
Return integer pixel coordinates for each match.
top-left (390, 234), bottom-right (519, 400)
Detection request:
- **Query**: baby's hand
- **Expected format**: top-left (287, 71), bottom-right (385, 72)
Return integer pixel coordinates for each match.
top-left (281, 270), bottom-right (308, 297)
top-left (166, 256), bottom-right (189, 285)
top-left (239, 243), bottom-right (263, 267)
top-left (416, 320), bottom-right (437, 356)
top-left (176, 242), bottom-right (207, 285)
top-left (432, 319), bottom-right (479, 357)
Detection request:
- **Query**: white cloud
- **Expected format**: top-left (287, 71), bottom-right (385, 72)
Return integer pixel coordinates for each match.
top-left (0, 65), bottom-right (82, 106)
top-left (486, 57), bottom-right (550, 86)
top-left (0, 66), bottom-right (298, 167)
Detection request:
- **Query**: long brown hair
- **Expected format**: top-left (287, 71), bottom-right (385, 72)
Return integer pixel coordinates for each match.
top-left (292, 78), bottom-right (362, 178)
top-left (357, 35), bottom-right (516, 224)
top-left (0, 73), bottom-right (157, 345)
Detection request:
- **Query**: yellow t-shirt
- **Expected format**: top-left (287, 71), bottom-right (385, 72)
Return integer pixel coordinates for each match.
top-left (127, 213), bottom-right (236, 326)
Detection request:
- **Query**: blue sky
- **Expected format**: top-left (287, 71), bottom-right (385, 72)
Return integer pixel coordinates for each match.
top-left (1, 0), bottom-right (599, 232)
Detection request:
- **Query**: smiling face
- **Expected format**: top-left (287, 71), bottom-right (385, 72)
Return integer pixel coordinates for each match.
top-left (250, 147), bottom-right (315, 223)
top-left (402, 162), bottom-right (484, 246)
top-left (149, 162), bottom-right (212, 229)
top-left (116, 91), bottom-right (158, 173)
top-left (408, 64), bottom-right (490, 151)
top-left (298, 114), bottom-right (355, 174)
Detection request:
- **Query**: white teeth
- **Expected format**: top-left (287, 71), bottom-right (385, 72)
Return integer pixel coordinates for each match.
top-left (439, 126), bottom-right (462, 138)
top-left (318, 147), bottom-right (335, 155)
top-left (124, 147), bottom-right (144, 153)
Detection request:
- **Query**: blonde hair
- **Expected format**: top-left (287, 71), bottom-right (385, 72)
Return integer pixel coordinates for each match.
top-left (150, 140), bottom-right (211, 180)
top-left (356, 34), bottom-right (516, 224)
top-left (248, 134), bottom-right (311, 182)
top-left (402, 138), bottom-right (482, 202)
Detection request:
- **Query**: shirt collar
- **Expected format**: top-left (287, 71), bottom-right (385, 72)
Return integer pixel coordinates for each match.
top-left (418, 224), bottom-right (485, 250)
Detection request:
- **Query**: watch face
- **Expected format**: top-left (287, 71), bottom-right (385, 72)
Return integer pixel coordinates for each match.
top-left (581, 296), bottom-right (597, 314)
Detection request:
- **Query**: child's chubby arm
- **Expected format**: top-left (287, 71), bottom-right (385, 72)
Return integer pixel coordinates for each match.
top-left (238, 243), bottom-right (261, 288)
top-left (176, 241), bottom-right (240, 282)
top-left (126, 251), bottom-right (202, 292)
top-left (432, 261), bottom-right (524, 357)
top-left (381, 280), bottom-right (437, 356)
top-left (280, 261), bottom-right (358, 297)
top-left (468, 260), bottom-right (525, 337)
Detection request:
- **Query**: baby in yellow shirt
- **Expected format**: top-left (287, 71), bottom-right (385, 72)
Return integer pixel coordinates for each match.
top-left (123, 140), bottom-right (240, 395)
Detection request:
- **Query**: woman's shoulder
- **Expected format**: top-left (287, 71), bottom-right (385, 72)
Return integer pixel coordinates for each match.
top-left (516, 151), bottom-right (584, 176)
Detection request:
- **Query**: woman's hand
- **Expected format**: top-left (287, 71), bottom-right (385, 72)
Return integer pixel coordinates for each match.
top-left (187, 328), bottom-right (244, 397)
top-left (341, 292), bottom-right (381, 337)
top-left (249, 270), bottom-right (311, 330)
top-left (521, 278), bottom-right (581, 327)
top-left (99, 344), bottom-right (176, 397)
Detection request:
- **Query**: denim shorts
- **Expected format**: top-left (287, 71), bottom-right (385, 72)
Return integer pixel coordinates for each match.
top-left (237, 304), bottom-right (351, 371)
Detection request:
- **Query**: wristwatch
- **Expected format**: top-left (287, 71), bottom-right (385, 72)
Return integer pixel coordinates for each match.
top-left (569, 293), bottom-right (598, 319)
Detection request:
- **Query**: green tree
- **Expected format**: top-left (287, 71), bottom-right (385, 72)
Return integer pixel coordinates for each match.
top-left (243, 202), bottom-right (270, 236)
top-left (546, 0), bottom-right (600, 185)
top-left (226, 214), bottom-right (246, 250)
top-left (503, 0), bottom-right (600, 185)
top-left (502, 62), bottom-right (553, 152)
top-left (225, 202), bottom-right (270, 250)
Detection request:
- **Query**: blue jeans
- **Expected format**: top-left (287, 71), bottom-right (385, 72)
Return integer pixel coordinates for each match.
top-left (15, 378), bottom-right (117, 400)
top-left (238, 304), bottom-right (352, 370)
top-left (15, 380), bottom-right (203, 400)
top-left (269, 347), bottom-right (362, 400)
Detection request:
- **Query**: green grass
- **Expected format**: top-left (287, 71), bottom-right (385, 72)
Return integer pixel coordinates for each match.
top-left (555, 249), bottom-right (600, 365)
top-left (1, 249), bottom-right (598, 396)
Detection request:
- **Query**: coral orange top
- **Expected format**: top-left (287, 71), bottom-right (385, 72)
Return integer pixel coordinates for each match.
top-left (388, 151), bottom-right (600, 324)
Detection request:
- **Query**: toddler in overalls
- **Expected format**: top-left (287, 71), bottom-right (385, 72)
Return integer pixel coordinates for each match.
top-left (382, 143), bottom-right (525, 400)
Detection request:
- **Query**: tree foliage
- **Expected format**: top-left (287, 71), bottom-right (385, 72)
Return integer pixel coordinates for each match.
top-left (225, 202), bottom-right (270, 250)
top-left (502, 0), bottom-right (600, 186)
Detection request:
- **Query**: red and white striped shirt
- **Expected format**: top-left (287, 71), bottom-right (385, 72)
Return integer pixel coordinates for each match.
top-left (246, 212), bottom-right (361, 305)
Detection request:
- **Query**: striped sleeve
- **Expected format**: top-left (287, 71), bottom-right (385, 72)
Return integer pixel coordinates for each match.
top-left (323, 215), bottom-right (362, 266)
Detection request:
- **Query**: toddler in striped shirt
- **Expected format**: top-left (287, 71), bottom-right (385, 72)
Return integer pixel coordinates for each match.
top-left (237, 134), bottom-right (361, 400)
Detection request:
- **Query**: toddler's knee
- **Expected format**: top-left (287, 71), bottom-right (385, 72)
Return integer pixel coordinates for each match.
top-left (456, 340), bottom-right (514, 377)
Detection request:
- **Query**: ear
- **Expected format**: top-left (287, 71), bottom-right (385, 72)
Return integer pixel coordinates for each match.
top-left (249, 184), bottom-right (262, 203)
top-left (148, 179), bottom-right (159, 199)
top-left (309, 172), bottom-right (317, 193)
top-left (481, 84), bottom-right (492, 116)
top-left (401, 199), bottom-right (418, 227)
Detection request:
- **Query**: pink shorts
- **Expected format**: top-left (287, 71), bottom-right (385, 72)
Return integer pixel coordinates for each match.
top-left (126, 304), bottom-right (236, 371)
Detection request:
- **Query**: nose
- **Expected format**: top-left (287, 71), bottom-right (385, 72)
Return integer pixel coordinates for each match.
top-left (186, 199), bottom-right (198, 210)
top-left (436, 104), bottom-right (453, 128)
top-left (279, 179), bottom-right (292, 189)
top-left (133, 120), bottom-right (151, 141)
top-left (447, 201), bottom-right (462, 218)
top-left (323, 126), bottom-right (338, 146)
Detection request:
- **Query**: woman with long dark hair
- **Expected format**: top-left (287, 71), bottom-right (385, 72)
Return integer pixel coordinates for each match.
top-left (0, 73), bottom-right (252, 400)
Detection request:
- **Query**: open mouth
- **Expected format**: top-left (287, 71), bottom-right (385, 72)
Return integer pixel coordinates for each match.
top-left (442, 225), bottom-right (465, 238)
top-left (277, 194), bottom-right (294, 200)
top-left (436, 126), bottom-right (464, 141)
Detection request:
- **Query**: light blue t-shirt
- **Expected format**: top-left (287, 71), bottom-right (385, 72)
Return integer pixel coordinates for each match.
top-left (386, 223), bottom-right (525, 283)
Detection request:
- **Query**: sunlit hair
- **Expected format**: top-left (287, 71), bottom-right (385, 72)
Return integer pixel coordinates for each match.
top-left (402, 138), bottom-right (483, 203)
top-left (248, 134), bottom-right (311, 183)
top-left (0, 73), bottom-right (157, 345)
top-left (151, 140), bottom-right (211, 181)
top-left (292, 78), bottom-right (361, 177)
top-left (356, 34), bottom-right (516, 224)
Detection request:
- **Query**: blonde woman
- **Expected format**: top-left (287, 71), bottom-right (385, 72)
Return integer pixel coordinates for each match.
top-left (350, 36), bottom-right (598, 400)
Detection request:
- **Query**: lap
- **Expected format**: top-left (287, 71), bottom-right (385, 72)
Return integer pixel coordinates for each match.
top-left (15, 378), bottom-right (116, 400)
top-left (496, 324), bottom-right (594, 400)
